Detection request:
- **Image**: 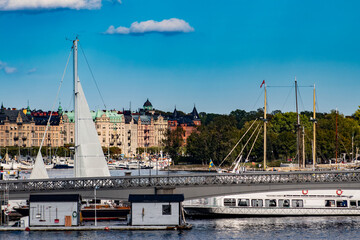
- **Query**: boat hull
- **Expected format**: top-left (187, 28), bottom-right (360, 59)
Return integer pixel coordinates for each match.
top-left (184, 206), bottom-right (360, 218)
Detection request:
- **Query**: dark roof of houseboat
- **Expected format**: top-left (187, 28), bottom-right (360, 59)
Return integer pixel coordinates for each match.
top-left (128, 194), bottom-right (184, 203)
top-left (30, 194), bottom-right (81, 202)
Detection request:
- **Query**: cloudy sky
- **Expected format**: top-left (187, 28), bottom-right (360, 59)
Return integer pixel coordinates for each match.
top-left (0, 0), bottom-right (360, 115)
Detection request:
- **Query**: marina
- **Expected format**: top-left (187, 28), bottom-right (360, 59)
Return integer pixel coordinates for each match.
top-left (1, 0), bottom-right (360, 238)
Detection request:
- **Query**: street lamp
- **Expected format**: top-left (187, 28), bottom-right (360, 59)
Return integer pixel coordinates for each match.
top-left (94, 186), bottom-right (99, 226)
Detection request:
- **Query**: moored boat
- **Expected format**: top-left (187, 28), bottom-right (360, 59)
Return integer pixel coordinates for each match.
top-left (184, 189), bottom-right (360, 218)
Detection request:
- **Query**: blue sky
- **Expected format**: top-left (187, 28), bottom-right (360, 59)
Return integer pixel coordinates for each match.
top-left (0, 0), bottom-right (360, 115)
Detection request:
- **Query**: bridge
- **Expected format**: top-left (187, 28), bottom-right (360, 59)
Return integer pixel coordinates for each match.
top-left (1, 170), bottom-right (360, 200)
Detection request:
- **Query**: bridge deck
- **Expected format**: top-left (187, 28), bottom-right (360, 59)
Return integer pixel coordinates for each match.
top-left (1, 171), bottom-right (359, 200)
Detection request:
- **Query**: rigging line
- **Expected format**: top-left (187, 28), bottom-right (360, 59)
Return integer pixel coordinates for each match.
top-left (230, 122), bottom-right (261, 168)
top-left (232, 122), bottom-right (261, 169)
top-left (39, 49), bottom-right (72, 150)
top-left (78, 42), bottom-right (107, 109)
top-left (251, 90), bottom-right (264, 111)
top-left (280, 86), bottom-right (294, 112)
top-left (219, 119), bottom-right (258, 167)
top-left (297, 86), bottom-right (306, 113)
top-left (268, 85), bottom-right (312, 88)
top-left (66, 94), bottom-right (74, 111)
top-left (241, 125), bottom-right (263, 168)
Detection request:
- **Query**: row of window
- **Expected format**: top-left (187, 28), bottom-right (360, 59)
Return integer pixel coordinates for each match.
top-left (224, 198), bottom-right (360, 208)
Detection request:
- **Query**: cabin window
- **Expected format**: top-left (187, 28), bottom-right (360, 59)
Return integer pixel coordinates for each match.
top-left (224, 198), bottom-right (236, 207)
top-left (251, 199), bottom-right (263, 207)
top-left (292, 199), bottom-right (304, 208)
top-left (162, 204), bottom-right (171, 215)
top-left (325, 200), bottom-right (335, 207)
top-left (350, 200), bottom-right (357, 208)
top-left (358, 201), bottom-right (360, 207)
top-left (238, 199), bottom-right (250, 207)
top-left (279, 199), bottom-right (290, 208)
top-left (336, 200), bottom-right (347, 207)
top-left (265, 199), bottom-right (277, 207)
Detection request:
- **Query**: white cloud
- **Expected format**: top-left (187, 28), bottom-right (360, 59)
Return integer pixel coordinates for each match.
top-left (105, 18), bottom-right (194, 35)
top-left (0, 0), bottom-right (120, 11)
top-left (27, 68), bottom-right (37, 74)
top-left (0, 61), bottom-right (17, 74)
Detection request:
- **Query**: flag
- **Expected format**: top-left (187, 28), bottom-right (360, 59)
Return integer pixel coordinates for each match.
top-left (209, 159), bottom-right (214, 169)
top-left (260, 80), bottom-right (265, 88)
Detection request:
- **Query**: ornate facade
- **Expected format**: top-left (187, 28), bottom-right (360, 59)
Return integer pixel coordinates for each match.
top-left (0, 99), bottom-right (187, 156)
top-left (0, 104), bottom-right (64, 148)
top-left (168, 106), bottom-right (201, 145)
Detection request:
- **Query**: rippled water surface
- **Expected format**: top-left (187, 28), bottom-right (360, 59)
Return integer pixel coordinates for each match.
top-left (3, 216), bottom-right (360, 239)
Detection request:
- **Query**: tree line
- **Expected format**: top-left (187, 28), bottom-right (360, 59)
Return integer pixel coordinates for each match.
top-left (164, 107), bottom-right (360, 167)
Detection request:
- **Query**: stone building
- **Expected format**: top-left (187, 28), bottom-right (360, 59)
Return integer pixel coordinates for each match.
top-left (133, 99), bottom-right (168, 148)
top-left (0, 99), bottom-right (169, 157)
top-left (62, 109), bottom-right (138, 156)
top-left (168, 106), bottom-right (201, 145)
top-left (0, 104), bottom-right (64, 148)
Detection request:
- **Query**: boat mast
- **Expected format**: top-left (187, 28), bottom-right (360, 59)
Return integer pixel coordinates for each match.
top-left (312, 84), bottom-right (316, 169)
top-left (263, 81), bottom-right (267, 170)
top-left (295, 78), bottom-right (302, 168)
top-left (73, 38), bottom-right (79, 177)
top-left (336, 108), bottom-right (338, 168)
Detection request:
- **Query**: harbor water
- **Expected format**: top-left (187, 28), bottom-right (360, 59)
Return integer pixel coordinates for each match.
top-left (1, 216), bottom-right (360, 239)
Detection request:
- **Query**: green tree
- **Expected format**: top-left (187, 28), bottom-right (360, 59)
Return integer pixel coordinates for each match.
top-left (163, 127), bottom-right (185, 163)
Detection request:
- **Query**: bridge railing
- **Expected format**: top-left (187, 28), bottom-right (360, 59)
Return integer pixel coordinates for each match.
top-left (0, 170), bottom-right (359, 193)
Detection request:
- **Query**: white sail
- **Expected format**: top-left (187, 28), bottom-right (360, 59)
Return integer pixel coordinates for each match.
top-left (75, 78), bottom-right (110, 177)
top-left (30, 151), bottom-right (49, 179)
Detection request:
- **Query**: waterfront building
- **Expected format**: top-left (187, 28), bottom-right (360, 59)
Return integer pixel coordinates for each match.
top-left (0, 99), bottom-right (169, 156)
top-left (168, 106), bottom-right (201, 145)
top-left (0, 104), bottom-right (64, 148)
top-left (62, 109), bottom-right (138, 156)
top-left (132, 99), bottom-right (168, 148)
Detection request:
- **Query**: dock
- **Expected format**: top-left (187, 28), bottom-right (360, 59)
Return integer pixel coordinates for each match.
top-left (0, 224), bottom-right (192, 231)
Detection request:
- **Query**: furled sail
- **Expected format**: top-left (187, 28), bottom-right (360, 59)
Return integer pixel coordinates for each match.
top-left (75, 78), bottom-right (110, 177)
top-left (30, 151), bottom-right (49, 179)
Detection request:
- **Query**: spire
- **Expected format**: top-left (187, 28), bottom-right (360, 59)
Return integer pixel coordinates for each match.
top-left (191, 105), bottom-right (200, 120)
top-left (58, 100), bottom-right (63, 115)
top-left (26, 100), bottom-right (31, 115)
top-left (172, 105), bottom-right (178, 119)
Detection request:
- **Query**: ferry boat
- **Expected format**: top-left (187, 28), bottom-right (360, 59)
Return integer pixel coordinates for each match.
top-left (184, 189), bottom-right (360, 217)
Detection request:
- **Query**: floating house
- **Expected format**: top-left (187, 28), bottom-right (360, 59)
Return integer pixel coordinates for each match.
top-left (128, 194), bottom-right (185, 226)
top-left (29, 194), bottom-right (81, 227)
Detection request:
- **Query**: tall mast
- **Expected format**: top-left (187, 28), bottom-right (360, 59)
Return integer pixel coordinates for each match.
top-left (263, 82), bottom-right (267, 170)
top-left (73, 38), bottom-right (79, 177)
top-left (336, 108), bottom-right (338, 168)
top-left (312, 84), bottom-right (316, 169)
top-left (295, 78), bottom-right (301, 168)
top-left (302, 126), bottom-right (305, 167)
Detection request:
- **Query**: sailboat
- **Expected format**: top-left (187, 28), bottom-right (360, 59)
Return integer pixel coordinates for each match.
top-left (31, 39), bottom-right (110, 179)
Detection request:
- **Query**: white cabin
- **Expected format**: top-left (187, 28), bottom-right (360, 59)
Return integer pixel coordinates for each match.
top-left (129, 194), bottom-right (184, 226)
top-left (29, 194), bottom-right (81, 227)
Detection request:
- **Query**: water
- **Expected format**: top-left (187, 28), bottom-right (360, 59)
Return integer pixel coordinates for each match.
top-left (1, 216), bottom-right (360, 239)
top-left (13, 170), bottom-right (360, 239)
